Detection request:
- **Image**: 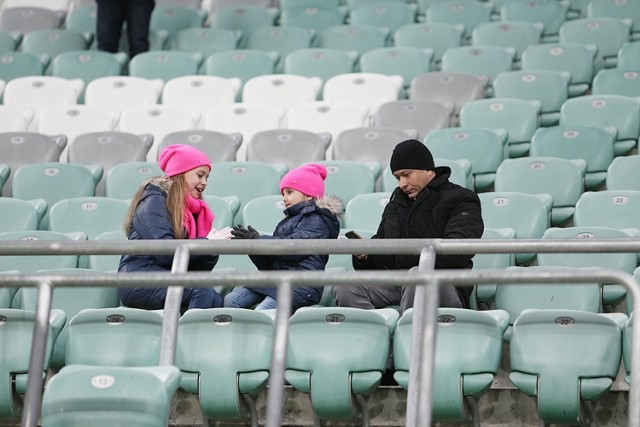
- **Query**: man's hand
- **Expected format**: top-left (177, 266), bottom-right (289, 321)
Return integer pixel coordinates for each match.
top-left (207, 226), bottom-right (233, 240)
top-left (231, 225), bottom-right (259, 239)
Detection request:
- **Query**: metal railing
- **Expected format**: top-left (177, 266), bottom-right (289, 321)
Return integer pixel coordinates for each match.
top-left (0, 238), bottom-right (639, 427)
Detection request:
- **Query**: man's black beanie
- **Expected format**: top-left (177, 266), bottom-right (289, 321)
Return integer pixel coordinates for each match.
top-left (389, 139), bottom-right (436, 173)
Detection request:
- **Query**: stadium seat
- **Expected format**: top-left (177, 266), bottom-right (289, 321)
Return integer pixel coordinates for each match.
top-left (559, 94), bottom-right (640, 156)
top-left (479, 192), bottom-right (552, 265)
top-left (529, 125), bottom-right (615, 190)
top-left (0, 308), bottom-right (66, 420)
top-left (159, 130), bottom-right (242, 163)
top-left (284, 48), bottom-right (357, 88)
top-left (348, 2), bottom-right (417, 43)
top-left (509, 308), bottom-right (627, 425)
top-left (65, 307), bottom-right (163, 366)
top-left (246, 129), bottom-right (331, 170)
top-left (359, 46), bottom-right (434, 94)
top-left (0, 164), bottom-right (9, 195)
top-left (617, 41), bottom-right (640, 69)
top-left (285, 307), bottom-right (399, 422)
top-left (242, 74), bottom-right (323, 118)
top-left (471, 21), bottom-right (542, 63)
top-left (493, 70), bottom-right (570, 126)
top-left (204, 161), bottom-right (286, 224)
top-left (520, 42), bottom-right (598, 97)
top-left (393, 22), bottom-right (464, 68)
top-left (0, 230), bottom-right (85, 274)
top-left (68, 131), bottom-right (154, 196)
top-left (559, 17), bottom-right (631, 70)
top-left (87, 230), bottom-right (127, 272)
top-left (381, 157), bottom-right (472, 191)
top-left (104, 161), bottom-right (162, 200)
top-left (280, 3), bottom-right (347, 39)
top-left (1, 0), bottom-right (70, 12)
top-left (623, 311), bottom-right (633, 382)
top-left (240, 194), bottom-right (285, 233)
top-left (459, 98), bottom-right (540, 158)
top-left (0, 106), bottom-right (34, 132)
top-left (63, 4), bottom-right (96, 40)
top-left (573, 190), bottom-right (640, 230)
top-left (425, 127), bottom-right (507, 192)
top-left (606, 155), bottom-right (640, 191)
top-left (51, 50), bottom-right (128, 99)
top-left (149, 5), bottom-right (207, 44)
top-left (472, 227), bottom-right (516, 306)
top-left (495, 157), bottom-right (585, 226)
top-left (48, 196), bottom-right (129, 240)
top-left (172, 27), bottom-right (239, 59)
top-left (587, 0), bottom-right (640, 41)
top-left (343, 192), bottom-right (391, 232)
top-left (315, 160), bottom-right (379, 208)
top-left (393, 308), bottom-right (509, 424)
top-left (209, 4), bottom-right (278, 48)
top-left (538, 226), bottom-right (639, 305)
top-left (500, 0), bottom-right (570, 42)
top-left (325, 228), bottom-right (375, 270)
top-left (409, 71), bottom-right (487, 116)
top-left (84, 76), bottom-right (164, 111)
top-left (324, 73), bottom-right (404, 120)
top-left (440, 45), bottom-right (515, 95)
top-left (592, 68), bottom-right (640, 98)
top-left (332, 126), bottom-right (413, 172)
top-left (21, 29), bottom-right (90, 73)
top-left (41, 364), bottom-right (181, 427)
top-left (374, 99), bottom-right (453, 141)
top-left (3, 76), bottom-right (83, 131)
top-left (176, 308), bottom-right (274, 424)
top-left (202, 195), bottom-right (240, 230)
top-left (0, 51), bottom-right (47, 81)
top-left (318, 24), bottom-right (388, 57)
top-left (128, 50), bottom-right (203, 82)
top-left (0, 29), bottom-right (21, 51)
top-left (203, 49), bottom-right (278, 94)
top-left (425, 0), bottom-right (492, 41)
top-left (0, 7), bottom-right (64, 35)
top-left (161, 75), bottom-right (241, 114)
top-left (246, 26), bottom-right (314, 73)
top-left (0, 198), bottom-right (47, 232)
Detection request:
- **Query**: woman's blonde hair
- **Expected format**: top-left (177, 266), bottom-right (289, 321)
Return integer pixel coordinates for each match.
top-left (123, 175), bottom-right (187, 238)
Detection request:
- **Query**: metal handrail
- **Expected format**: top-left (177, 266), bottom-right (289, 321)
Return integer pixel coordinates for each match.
top-left (0, 238), bottom-right (638, 427)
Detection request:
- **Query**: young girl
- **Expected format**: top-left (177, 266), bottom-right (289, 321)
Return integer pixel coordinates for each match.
top-left (225, 163), bottom-right (341, 310)
top-left (118, 144), bottom-right (233, 310)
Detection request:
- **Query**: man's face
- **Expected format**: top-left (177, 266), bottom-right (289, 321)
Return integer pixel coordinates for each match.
top-left (392, 169), bottom-right (436, 199)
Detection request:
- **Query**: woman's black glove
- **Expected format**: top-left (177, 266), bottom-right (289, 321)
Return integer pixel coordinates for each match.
top-left (231, 225), bottom-right (259, 239)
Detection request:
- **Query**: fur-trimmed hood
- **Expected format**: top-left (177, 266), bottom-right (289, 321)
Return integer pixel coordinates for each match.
top-left (143, 176), bottom-right (172, 193)
top-left (316, 194), bottom-right (343, 217)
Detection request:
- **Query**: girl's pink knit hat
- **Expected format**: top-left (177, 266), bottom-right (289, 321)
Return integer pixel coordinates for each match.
top-left (280, 164), bottom-right (327, 199)
top-left (158, 144), bottom-right (211, 177)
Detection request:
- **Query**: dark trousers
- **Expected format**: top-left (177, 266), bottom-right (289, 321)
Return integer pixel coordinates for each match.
top-left (119, 287), bottom-right (223, 310)
top-left (96, 0), bottom-right (155, 57)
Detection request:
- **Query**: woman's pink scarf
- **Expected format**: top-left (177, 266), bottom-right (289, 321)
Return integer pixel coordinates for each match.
top-left (183, 194), bottom-right (215, 239)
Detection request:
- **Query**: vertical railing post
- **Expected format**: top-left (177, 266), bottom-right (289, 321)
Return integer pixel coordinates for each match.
top-left (266, 279), bottom-right (293, 427)
top-left (159, 244), bottom-right (190, 366)
top-left (21, 280), bottom-right (53, 427)
top-left (406, 246), bottom-right (437, 427)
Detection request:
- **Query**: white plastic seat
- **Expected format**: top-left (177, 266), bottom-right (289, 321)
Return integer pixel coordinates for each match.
top-left (84, 76), bottom-right (164, 112)
top-left (0, 106), bottom-right (33, 132)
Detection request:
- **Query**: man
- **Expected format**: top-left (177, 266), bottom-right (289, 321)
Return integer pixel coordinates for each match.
top-left (96, 0), bottom-right (155, 58)
top-left (334, 139), bottom-right (484, 312)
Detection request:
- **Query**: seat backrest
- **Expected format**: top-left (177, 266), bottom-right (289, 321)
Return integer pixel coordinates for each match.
top-left (0, 51), bottom-right (47, 81)
top-left (242, 74), bottom-right (322, 115)
top-left (87, 229), bottom-right (127, 272)
top-left (0, 7), bottom-right (63, 34)
top-left (0, 198), bottom-right (47, 232)
top-left (246, 129), bottom-right (330, 170)
top-left (441, 45), bottom-right (515, 87)
top-left (318, 24), bottom-right (388, 57)
top-left (64, 5), bottom-right (97, 36)
top-left (202, 194), bottom-right (240, 230)
top-left (51, 50), bottom-right (128, 90)
top-left (359, 46), bottom-right (434, 92)
top-left (394, 22), bottom-right (463, 66)
top-left (0, 230), bottom-right (85, 273)
top-left (104, 161), bottom-right (163, 200)
top-left (587, 0), bottom-right (640, 37)
top-left (21, 29), bottom-right (89, 68)
top-left (425, 0), bottom-right (492, 40)
top-left (0, 29), bottom-right (21, 51)
top-left (128, 50), bottom-right (203, 82)
top-left (210, 5), bottom-right (277, 48)
top-left (592, 68), bottom-right (640, 97)
top-left (286, 306), bottom-right (398, 420)
top-left (324, 72), bottom-right (404, 118)
top-left (349, 2), bottom-right (417, 39)
top-left (509, 309), bottom-right (625, 425)
top-left (159, 130), bottom-right (242, 163)
top-left (279, 2), bottom-right (346, 34)
top-left (246, 26), bottom-right (314, 73)
top-left (0, 105), bottom-right (34, 132)
top-left (38, 105), bottom-right (119, 151)
top-left (241, 194), bottom-right (285, 233)
top-left (375, 99), bottom-right (452, 140)
top-left (393, 308), bottom-right (508, 422)
top-left (471, 21), bottom-right (542, 60)
top-left (48, 196), bottom-right (130, 240)
top-left (409, 71), bottom-right (487, 115)
top-left (606, 154), bottom-right (640, 191)
top-left (173, 27), bottom-right (239, 58)
top-left (343, 191), bottom-right (391, 232)
top-left (623, 312), bottom-right (633, 383)
top-left (65, 307), bottom-right (163, 366)
top-left (287, 101), bottom-right (369, 144)
top-left (204, 49), bottom-right (278, 88)
top-left (316, 160), bottom-right (379, 207)
top-left (161, 75), bottom-right (241, 111)
top-left (574, 190), bottom-right (640, 230)
top-left (473, 228), bottom-right (516, 304)
top-left (84, 76), bottom-right (164, 110)
top-left (617, 41), bottom-right (640, 70)
top-left (176, 308), bottom-right (274, 419)
top-left (500, 0), bottom-right (569, 39)
top-left (332, 126), bottom-right (412, 171)
top-left (0, 163), bottom-right (10, 195)
top-left (283, 48), bottom-right (357, 86)
top-left (149, 5), bottom-right (208, 43)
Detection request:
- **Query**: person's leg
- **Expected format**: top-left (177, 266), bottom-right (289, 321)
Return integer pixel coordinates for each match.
top-left (334, 285), bottom-right (402, 309)
top-left (124, 0), bottom-right (154, 57)
top-left (96, 0), bottom-right (126, 53)
top-left (119, 287), bottom-right (167, 310)
top-left (182, 287), bottom-right (223, 309)
top-left (255, 296), bottom-right (277, 310)
top-left (224, 287), bottom-right (264, 308)
top-left (400, 284), bottom-right (463, 313)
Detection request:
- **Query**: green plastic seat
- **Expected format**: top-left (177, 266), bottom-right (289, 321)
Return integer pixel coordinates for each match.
top-left (210, 5), bottom-right (278, 48)
top-left (617, 41), bottom-right (640, 69)
top-left (48, 196), bottom-right (129, 240)
top-left (493, 70), bottom-right (570, 126)
top-left (471, 21), bottom-right (542, 62)
top-left (284, 48), bottom-right (357, 86)
top-left (529, 125), bottom-right (615, 190)
top-left (393, 22), bottom-right (463, 67)
top-left (0, 308), bottom-right (66, 420)
top-left (623, 311), bottom-right (633, 383)
top-left (500, 0), bottom-right (570, 42)
top-left (478, 192), bottom-right (552, 265)
top-left (592, 68), bottom-right (640, 98)
top-left (64, 5), bottom-right (97, 40)
top-left (51, 50), bottom-right (128, 91)
top-left (425, 127), bottom-right (507, 191)
top-left (285, 307), bottom-right (399, 422)
top-left (509, 308), bottom-right (627, 425)
top-left (606, 154), bottom-right (640, 191)
top-left (0, 51), bottom-right (47, 81)
top-left (472, 227), bottom-right (516, 305)
top-left (279, 3), bottom-right (347, 38)
top-left (247, 26), bottom-right (314, 73)
top-left (173, 27), bottom-right (239, 60)
top-left (41, 365), bottom-right (180, 427)
top-left (0, 30), bottom-right (21, 51)
top-left (393, 308), bottom-right (509, 423)
top-left (239, 194), bottom-right (285, 234)
top-left (21, 29), bottom-right (91, 74)
top-left (459, 98), bottom-right (540, 158)
top-left (0, 271), bottom-right (18, 308)
top-left (87, 230), bottom-right (127, 272)
top-left (315, 160), bottom-right (379, 208)
top-left (150, 5), bottom-right (207, 44)
top-left (129, 50), bottom-right (203, 82)
top-left (425, 0), bottom-right (492, 41)
top-left (349, 2), bottom-right (417, 43)
top-left (65, 307), bottom-right (163, 366)
top-left (382, 157), bottom-right (471, 191)
top-left (0, 198), bottom-right (47, 232)
top-left (176, 308), bottom-right (274, 423)
top-left (202, 195), bottom-right (241, 230)
top-left (343, 191), bottom-right (391, 233)
top-left (495, 157), bottom-right (586, 226)
top-left (104, 161), bottom-right (162, 200)
top-left (360, 46), bottom-right (434, 92)
top-left (574, 190), bottom-right (640, 230)
top-left (318, 24), bottom-right (388, 57)
top-left (588, 0), bottom-right (640, 40)
top-left (203, 49), bottom-right (278, 92)
top-left (441, 46), bottom-right (516, 94)
top-left (559, 94), bottom-right (640, 156)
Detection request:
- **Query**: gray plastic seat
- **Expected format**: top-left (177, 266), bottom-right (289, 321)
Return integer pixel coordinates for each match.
top-left (332, 127), bottom-right (414, 172)
top-left (246, 129), bottom-right (331, 170)
top-left (0, 7), bottom-right (64, 34)
top-left (375, 99), bottom-right (453, 140)
top-left (409, 71), bottom-right (487, 116)
top-left (159, 130), bottom-right (242, 163)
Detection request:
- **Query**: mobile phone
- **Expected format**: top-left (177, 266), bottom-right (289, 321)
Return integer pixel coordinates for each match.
top-left (345, 230), bottom-right (363, 239)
